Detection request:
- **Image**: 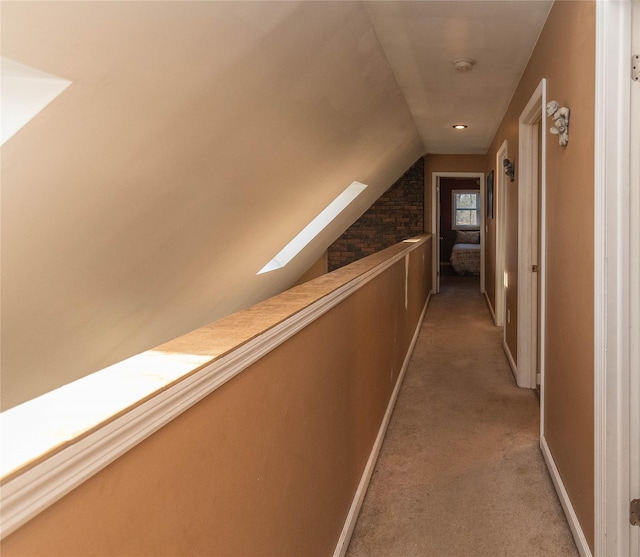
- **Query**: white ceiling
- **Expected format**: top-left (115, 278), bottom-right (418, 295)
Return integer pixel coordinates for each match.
top-left (365, 1), bottom-right (553, 154)
top-left (1, 1), bottom-right (425, 407)
top-left (1, 0), bottom-right (555, 408)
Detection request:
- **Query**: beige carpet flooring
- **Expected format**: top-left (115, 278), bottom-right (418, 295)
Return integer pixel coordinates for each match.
top-left (345, 275), bottom-right (579, 557)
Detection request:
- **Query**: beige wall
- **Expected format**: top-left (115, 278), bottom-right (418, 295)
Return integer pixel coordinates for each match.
top-left (1, 239), bottom-right (431, 557)
top-left (293, 251), bottom-right (328, 286)
top-left (1, 2), bottom-right (424, 410)
top-left (484, 1), bottom-right (595, 549)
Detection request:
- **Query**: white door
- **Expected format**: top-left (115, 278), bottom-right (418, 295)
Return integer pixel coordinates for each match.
top-left (495, 141), bottom-right (508, 328)
top-left (594, 3), bottom-right (640, 555)
top-left (517, 79), bottom-right (546, 390)
top-left (630, 4), bottom-right (639, 555)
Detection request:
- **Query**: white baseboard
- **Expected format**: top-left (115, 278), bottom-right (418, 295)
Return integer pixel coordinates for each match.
top-left (333, 296), bottom-right (430, 557)
top-left (0, 238), bottom-right (432, 540)
top-left (503, 339), bottom-right (517, 381)
top-left (484, 291), bottom-right (497, 324)
top-left (540, 436), bottom-right (592, 557)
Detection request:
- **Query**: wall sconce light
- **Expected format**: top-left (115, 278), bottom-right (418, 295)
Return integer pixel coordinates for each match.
top-left (503, 158), bottom-right (515, 182)
top-left (546, 100), bottom-right (570, 146)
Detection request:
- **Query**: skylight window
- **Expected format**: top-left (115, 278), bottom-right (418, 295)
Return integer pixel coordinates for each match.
top-left (1, 57), bottom-right (72, 145)
top-left (258, 181), bottom-right (368, 274)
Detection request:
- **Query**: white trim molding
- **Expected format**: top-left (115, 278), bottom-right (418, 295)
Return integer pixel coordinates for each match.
top-left (333, 294), bottom-right (431, 557)
top-left (484, 291), bottom-right (497, 325)
top-left (503, 340), bottom-right (517, 380)
top-left (594, 2), bottom-right (634, 556)
top-left (495, 141), bottom-right (509, 328)
top-left (517, 78), bottom-right (546, 390)
top-left (0, 236), bottom-right (431, 540)
top-left (629, 5), bottom-right (640, 557)
top-left (431, 172), bottom-right (485, 295)
top-left (541, 436), bottom-right (593, 557)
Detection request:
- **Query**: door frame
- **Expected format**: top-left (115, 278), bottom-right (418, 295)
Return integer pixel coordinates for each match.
top-left (630, 7), bottom-right (639, 557)
top-left (594, 2), bottom-right (637, 556)
top-left (431, 172), bottom-right (485, 294)
top-left (517, 79), bottom-right (546, 391)
top-left (494, 141), bottom-right (508, 328)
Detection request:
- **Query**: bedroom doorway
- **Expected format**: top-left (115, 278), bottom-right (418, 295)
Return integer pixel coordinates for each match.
top-left (431, 172), bottom-right (485, 293)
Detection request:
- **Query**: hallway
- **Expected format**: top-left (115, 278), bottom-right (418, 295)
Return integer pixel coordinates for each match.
top-left (346, 276), bottom-right (578, 557)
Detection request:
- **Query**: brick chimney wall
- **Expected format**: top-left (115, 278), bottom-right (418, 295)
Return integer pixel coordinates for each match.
top-left (328, 157), bottom-right (424, 271)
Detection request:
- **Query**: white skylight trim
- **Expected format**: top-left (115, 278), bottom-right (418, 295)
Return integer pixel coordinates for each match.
top-left (1, 57), bottom-right (72, 145)
top-left (258, 181), bottom-right (368, 274)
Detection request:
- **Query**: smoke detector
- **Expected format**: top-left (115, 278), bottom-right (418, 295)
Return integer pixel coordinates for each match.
top-left (453, 58), bottom-right (476, 72)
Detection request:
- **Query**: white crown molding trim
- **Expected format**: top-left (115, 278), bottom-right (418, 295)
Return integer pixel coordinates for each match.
top-left (0, 236), bottom-right (431, 540)
top-left (541, 436), bottom-right (592, 557)
top-left (333, 293), bottom-right (431, 557)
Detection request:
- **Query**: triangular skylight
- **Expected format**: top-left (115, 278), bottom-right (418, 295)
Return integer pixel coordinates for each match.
top-left (258, 181), bottom-right (368, 274)
top-left (1, 57), bottom-right (72, 145)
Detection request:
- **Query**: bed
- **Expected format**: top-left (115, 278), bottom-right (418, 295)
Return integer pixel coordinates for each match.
top-left (450, 230), bottom-right (481, 276)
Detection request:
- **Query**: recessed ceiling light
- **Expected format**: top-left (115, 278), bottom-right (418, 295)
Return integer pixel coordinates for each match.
top-left (452, 124), bottom-right (468, 129)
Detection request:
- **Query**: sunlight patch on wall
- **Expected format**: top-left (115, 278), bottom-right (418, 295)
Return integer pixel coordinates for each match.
top-left (1, 57), bottom-right (71, 145)
top-left (258, 181), bottom-right (368, 274)
top-left (0, 350), bottom-right (213, 479)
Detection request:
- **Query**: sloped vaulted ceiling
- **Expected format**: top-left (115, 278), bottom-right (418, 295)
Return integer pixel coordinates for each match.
top-left (1, 1), bottom-right (424, 408)
top-left (1, 0), bottom-right (553, 409)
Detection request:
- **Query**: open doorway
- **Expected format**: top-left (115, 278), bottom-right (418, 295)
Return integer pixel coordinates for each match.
top-left (431, 172), bottom-right (485, 293)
